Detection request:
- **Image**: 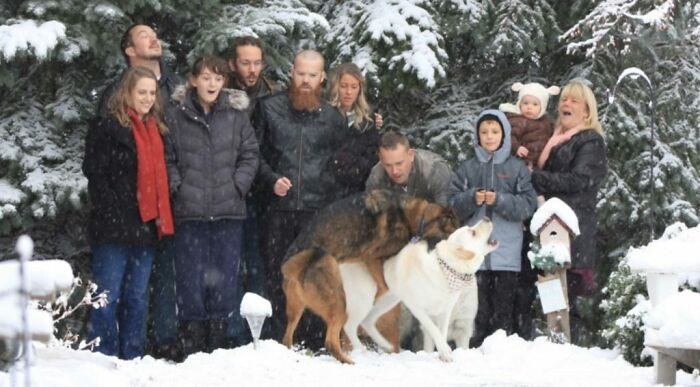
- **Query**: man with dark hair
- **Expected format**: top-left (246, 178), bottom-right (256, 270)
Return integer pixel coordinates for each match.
top-left (94, 23), bottom-right (183, 361)
top-left (97, 24), bottom-right (181, 117)
top-left (366, 130), bottom-right (453, 206)
top-left (223, 35), bottom-right (280, 348)
top-left (227, 36), bottom-right (279, 117)
top-left (253, 49), bottom-right (348, 347)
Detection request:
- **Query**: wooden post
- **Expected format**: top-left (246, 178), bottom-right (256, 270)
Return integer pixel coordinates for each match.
top-left (540, 267), bottom-right (571, 343)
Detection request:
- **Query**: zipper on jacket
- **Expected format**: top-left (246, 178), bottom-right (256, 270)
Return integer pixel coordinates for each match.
top-left (297, 116), bottom-right (304, 210)
top-left (186, 104), bottom-right (215, 220)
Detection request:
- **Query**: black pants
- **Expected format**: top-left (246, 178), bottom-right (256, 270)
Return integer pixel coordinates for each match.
top-left (260, 209), bottom-right (325, 349)
top-left (471, 271), bottom-right (519, 348)
top-left (512, 230), bottom-right (538, 340)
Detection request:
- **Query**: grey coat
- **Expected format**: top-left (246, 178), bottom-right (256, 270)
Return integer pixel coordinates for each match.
top-left (165, 86), bottom-right (259, 222)
top-left (365, 149), bottom-right (452, 206)
top-left (448, 110), bottom-right (537, 272)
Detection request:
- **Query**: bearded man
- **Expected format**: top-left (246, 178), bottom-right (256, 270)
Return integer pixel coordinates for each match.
top-left (253, 50), bottom-right (348, 345)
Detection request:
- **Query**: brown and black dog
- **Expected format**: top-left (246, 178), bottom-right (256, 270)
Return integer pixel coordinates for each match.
top-left (281, 189), bottom-right (459, 364)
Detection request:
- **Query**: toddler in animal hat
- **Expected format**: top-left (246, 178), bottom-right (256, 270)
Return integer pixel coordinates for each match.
top-left (499, 82), bottom-right (560, 168)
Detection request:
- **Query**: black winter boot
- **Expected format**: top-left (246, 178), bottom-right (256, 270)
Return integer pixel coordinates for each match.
top-left (207, 320), bottom-right (228, 353)
top-left (179, 320), bottom-right (207, 358)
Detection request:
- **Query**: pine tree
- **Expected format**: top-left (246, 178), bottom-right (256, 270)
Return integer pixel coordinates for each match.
top-left (563, 0), bottom-right (700, 350)
top-left (322, 0), bottom-right (449, 93)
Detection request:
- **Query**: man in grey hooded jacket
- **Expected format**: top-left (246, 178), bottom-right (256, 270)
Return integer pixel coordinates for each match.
top-left (448, 109), bottom-right (537, 348)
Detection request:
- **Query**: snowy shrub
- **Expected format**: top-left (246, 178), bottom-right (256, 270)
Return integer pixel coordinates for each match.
top-left (600, 259), bottom-right (651, 366)
top-left (37, 277), bottom-right (106, 350)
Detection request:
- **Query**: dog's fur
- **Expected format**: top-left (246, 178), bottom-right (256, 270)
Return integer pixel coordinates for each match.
top-left (281, 190), bottom-right (459, 364)
top-left (359, 219), bottom-right (498, 361)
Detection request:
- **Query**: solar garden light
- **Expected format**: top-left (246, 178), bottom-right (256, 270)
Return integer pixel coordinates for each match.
top-left (239, 292), bottom-right (272, 350)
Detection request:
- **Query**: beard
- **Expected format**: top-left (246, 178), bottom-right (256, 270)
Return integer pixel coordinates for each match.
top-left (288, 81), bottom-right (322, 112)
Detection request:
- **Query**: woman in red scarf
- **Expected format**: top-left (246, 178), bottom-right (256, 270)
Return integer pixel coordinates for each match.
top-left (83, 66), bottom-right (173, 360)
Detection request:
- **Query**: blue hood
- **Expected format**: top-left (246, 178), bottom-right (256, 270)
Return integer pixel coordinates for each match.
top-left (473, 109), bottom-right (512, 164)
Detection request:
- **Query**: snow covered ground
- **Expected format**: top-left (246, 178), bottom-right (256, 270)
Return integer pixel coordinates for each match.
top-left (2, 332), bottom-right (699, 387)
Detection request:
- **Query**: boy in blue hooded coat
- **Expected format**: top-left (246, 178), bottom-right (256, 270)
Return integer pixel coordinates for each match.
top-left (448, 110), bottom-right (537, 347)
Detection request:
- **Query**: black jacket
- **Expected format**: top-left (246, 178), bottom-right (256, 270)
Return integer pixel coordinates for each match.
top-left (165, 86), bottom-right (259, 222)
top-left (334, 118), bottom-right (380, 196)
top-left (253, 93), bottom-right (349, 211)
top-left (531, 129), bottom-right (608, 269)
top-left (82, 116), bottom-right (158, 246)
top-left (97, 63), bottom-right (182, 118)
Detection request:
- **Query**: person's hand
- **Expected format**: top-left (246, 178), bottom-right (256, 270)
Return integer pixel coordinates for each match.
top-left (274, 177), bottom-right (293, 197)
top-left (374, 112), bottom-right (383, 129)
top-left (516, 146), bottom-right (529, 158)
top-left (475, 190), bottom-right (486, 206)
top-left (484, 190), bottom-right (496, 206)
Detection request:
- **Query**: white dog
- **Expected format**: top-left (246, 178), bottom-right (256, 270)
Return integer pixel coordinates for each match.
top-left (345, 218), bottom-right (497, 361)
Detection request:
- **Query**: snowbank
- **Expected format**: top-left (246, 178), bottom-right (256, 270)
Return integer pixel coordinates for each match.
top-left (644, 290), bottom-right (700, 349)
top-left (627, 224), bottom-right (700, 273)
top-left (2, 333), bottom-right (685, 387)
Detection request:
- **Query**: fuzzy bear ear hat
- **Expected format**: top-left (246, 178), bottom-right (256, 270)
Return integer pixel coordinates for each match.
top-left (499, 82), bottom-right (561, 119)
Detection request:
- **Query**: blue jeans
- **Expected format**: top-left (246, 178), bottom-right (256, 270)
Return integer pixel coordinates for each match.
top-left (88, 244), bottom-right (154, 360)
top-left (173, 219), bottom-right (243, 321)
top-left (149, 237), bottom-right (178, 347)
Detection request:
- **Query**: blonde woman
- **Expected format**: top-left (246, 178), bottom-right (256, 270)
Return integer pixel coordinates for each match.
top-left (83, 66), bottom-right (174, 359)
top-left (328, 63), bottom-right (381, 195)
top-left (531, 79), bottom-right (608, 343)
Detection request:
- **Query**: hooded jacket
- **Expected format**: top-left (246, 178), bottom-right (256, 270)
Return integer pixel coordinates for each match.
top-left (448, 110), bottom-right (538, 272)
top-left (164, 86), bottom-right (259, 222)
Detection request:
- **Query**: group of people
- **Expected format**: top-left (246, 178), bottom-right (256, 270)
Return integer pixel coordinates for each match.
top-left (81, 22), bottom-right (607, 362)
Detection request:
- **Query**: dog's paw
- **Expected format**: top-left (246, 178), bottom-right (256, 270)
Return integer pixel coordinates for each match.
top-left (438, 349), bottom-right (453, 362)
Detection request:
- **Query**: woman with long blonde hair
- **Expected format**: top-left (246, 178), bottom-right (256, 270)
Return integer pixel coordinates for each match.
top-left (328, 63), bottom-right (381, 195)
top-left (83, 66), bottom-right (174, 359)
top-left (531, 79), bottom-right (608, 344)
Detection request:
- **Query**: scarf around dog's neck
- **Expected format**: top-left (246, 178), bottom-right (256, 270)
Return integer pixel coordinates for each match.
top-left (437, 253), bottom-right (474, 293)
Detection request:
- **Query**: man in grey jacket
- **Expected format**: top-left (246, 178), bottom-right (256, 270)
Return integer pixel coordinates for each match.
top-left (365, 130), bottom-right (453, 349)
top-left (365, 131), bottom-right (453, 206)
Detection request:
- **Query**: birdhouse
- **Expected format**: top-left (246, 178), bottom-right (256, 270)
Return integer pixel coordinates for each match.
top-left (538, 215), bottom-right (574, 249)
top-left (529, 197), bottom-right (580, 268)
top-left (528, 198), bottom-right (581, 344)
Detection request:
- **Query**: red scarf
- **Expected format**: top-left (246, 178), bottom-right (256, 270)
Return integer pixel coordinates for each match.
top-left (128, 108), bottom-right (174, 238)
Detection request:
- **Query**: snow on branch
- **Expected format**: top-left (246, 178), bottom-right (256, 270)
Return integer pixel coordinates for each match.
top-left (356, 0), bottom-right (447, 88)
top-left (560, 0), bottom-right (675, 58)
top-left (0, 19), bottom-right (66, 61)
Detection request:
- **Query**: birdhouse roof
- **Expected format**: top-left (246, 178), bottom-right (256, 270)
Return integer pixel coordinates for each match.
top-left (530, 197), bottom-right (580, 236)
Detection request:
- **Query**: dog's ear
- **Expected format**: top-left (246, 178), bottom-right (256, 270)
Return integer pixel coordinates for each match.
top-left (437, 240), bottom-right (475, 261)
top-left (454, 247), bottom-right (476, 261)
top-left (363, 189), bottom-right (393, 214)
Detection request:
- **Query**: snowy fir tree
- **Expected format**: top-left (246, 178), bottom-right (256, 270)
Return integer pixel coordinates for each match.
top-left (0, 0), bottom-right (698, 355)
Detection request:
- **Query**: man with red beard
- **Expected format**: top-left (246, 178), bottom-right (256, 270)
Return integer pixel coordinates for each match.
top-left (253, 50), bottom-right (348, 347)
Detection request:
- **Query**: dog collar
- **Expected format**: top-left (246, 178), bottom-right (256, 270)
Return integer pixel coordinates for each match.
top-left (437, 255), bottom-right (474, 292)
